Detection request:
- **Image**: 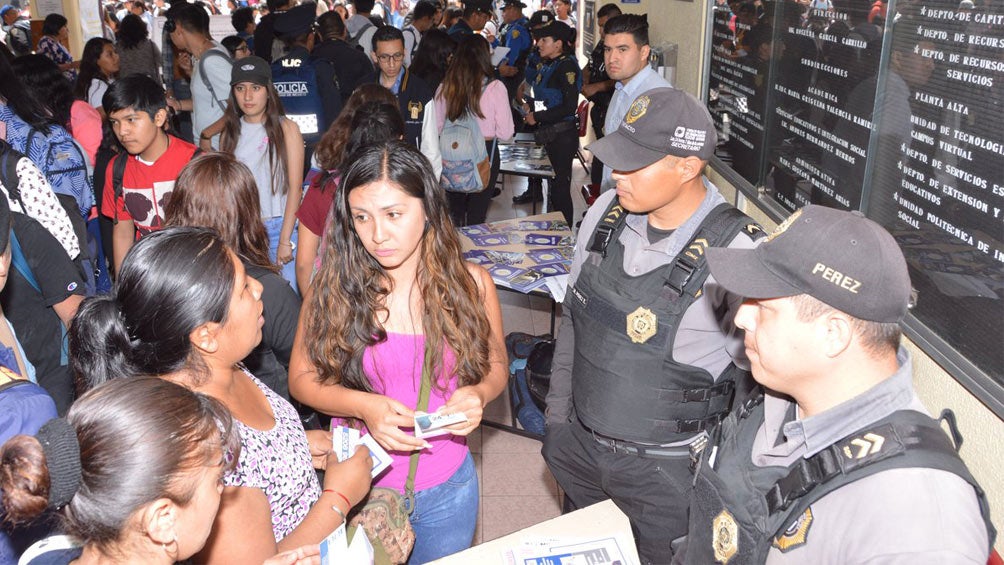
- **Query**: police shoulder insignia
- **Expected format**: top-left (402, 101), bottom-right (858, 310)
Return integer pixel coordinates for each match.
top-left (712, 509), bottom-right (739, 564)
top-left (772, 507), bottom-right (813, 553)
top-left (626, 306), bottom-right (657, 344)
top-left (566, 71), bottom-right (576, 85)
top-left (625, 95), bottom-right (650, 125)
top-left (512, 29), bottom-right (520, 38)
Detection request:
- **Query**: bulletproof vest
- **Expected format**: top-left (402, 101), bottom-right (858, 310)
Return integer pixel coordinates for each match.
top-left (271, 51), bottom-right (326, 146)
top-left (531, 54), bottom-right (580, 119)
top-left (567, 198), bottom-right (763, 444)
top-left (683, 395), bottom-right (998, 564)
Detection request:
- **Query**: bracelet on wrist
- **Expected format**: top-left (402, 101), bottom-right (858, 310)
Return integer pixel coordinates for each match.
top-left (323, 489), bottom-right (352, 510)
top-left (330, 504), bottom-right (346, 522)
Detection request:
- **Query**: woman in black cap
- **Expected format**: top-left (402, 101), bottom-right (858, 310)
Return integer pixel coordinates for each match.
top-left (522, 21), bottom-right (580, 225)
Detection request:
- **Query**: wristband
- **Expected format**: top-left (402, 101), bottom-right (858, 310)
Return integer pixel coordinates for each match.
top-left (330, 504), bottom-right (346, 522)
top-left (323, 489), bottom-right (351, 510)
top-left (278, 240), bottom-right (297, 251)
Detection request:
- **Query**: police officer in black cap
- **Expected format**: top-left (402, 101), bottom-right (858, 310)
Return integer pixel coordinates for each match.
top-left (273, 2), bottom-right (343, 159)
top-left (521, 21), bottom-right (579, 226)
top-left (447, 0), bottom-right (492, 41)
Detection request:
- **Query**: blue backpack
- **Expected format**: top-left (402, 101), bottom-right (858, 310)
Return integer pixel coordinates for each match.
top-left (440, 111), bottom-right (491, 193)
top-left (271, 54), bottom-right (328, 147)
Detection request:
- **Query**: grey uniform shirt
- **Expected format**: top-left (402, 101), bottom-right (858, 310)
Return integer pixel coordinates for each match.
top-left (757, 348), bottom-right (989, 564)
top-left (546, 180), bottom-right (756, 432)
top-left (600, 66), bottom-right (673, 192)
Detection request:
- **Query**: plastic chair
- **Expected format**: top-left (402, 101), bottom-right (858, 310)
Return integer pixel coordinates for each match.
top-left (575, 99), bottom-right (590, 172)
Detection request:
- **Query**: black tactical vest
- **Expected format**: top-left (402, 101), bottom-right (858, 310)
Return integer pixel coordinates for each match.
top-left (567, 199), bottom-right (763, 444)
top-left (682, 395), bottom-right (997, 564)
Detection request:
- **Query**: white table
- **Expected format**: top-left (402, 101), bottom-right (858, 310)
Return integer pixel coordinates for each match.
top-left (432, 499), bottom-right (640, 564)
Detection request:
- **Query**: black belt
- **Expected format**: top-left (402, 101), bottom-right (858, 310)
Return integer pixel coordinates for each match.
top-left (581, 419), bottom-right (693, 459)
top-left (537, 120), bottom-right (577, 135)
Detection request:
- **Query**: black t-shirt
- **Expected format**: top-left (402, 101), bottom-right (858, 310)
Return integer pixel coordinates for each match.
top-left (242, 264), bottom-right (301, 402)
top-left (2, 213), bottom-right (85, 415)
top-left (312, 39), bottom-right (375, 103)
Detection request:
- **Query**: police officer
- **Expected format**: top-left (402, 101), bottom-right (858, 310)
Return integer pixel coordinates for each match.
top-left (497, 0), bottom-right (532, 83)
top-left (273, 3), bottom-right (343, 159)
top-left (541, 87), bottom-right (762, 564)
top-left (447, 0), bottom-right (492, 42)
top-left (522, 21), bottom-right (579, 226)
top-left (673, 206), bottom-right (995, 564)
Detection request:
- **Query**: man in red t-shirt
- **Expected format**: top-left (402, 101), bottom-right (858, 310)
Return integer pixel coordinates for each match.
top-left (101, 75), bottom-right (198, 274)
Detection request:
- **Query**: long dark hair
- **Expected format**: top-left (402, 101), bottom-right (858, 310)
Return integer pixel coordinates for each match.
top-left (341, 101), bottom-right (405, 171)
top-left (219, 77), bottom-right (289, 196)
top-left (11, 54), bottom-right (74, 128)
top-left (116, 13), bottom-right (149, 49)
top-left (166, 153), bottom-right (277, 273)
top-left (0, 53), bottom-right (53, 134)
top-left (74, 37), bottom-right (115, 102)
top-left (410, 28), bottom-right (456, 91)
top-left (69, 227), bottom-right (237, 391)
top-left (438, 34), bottom-right (493, 121)
top-left (0, 377), bottom-right (239, 555)
top-left (312, 83), bottom-right (398, 181)
top-left (305, 141), bottom-right (491, 393)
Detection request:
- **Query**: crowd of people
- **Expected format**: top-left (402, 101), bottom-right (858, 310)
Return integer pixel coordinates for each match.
top-left (0, 0), bottom-right (996, 564)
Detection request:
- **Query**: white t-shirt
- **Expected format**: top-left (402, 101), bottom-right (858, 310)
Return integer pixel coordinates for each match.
top-left (87, 78), bottom-right (110, 110)
top-left (191, 44), bottom-right (232, 146)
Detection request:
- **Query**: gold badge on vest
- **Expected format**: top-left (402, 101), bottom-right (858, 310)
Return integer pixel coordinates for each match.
top-left (626, 306), bottom-right (657, 344)
top-left (712, 509), bottom-right (739, 564)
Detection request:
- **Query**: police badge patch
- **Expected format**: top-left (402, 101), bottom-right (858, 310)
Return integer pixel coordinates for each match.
top-left (512, 29), bottom-right (520, 38)
top-left (625, 95), bottom-right (650, 124)
top-left (772, 507), bottom-right (813, 552)
top-left (712, 509), bottom-right (738, 564)
top-left (566, 72), bottom-right (576, 85)
top-left (626, 306), bottom-right (657, 344)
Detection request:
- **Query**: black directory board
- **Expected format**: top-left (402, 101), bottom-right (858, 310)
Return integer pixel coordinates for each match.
top-left (702, 0), bottom-right (1004, 411)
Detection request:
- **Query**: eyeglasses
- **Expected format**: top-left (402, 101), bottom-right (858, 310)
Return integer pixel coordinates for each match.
top-left (377, 53), bottom-right (405, 63)
top-left (236, 45), bottom-right (249, 52)
top-left (164, 18), bottom-right (175, 33)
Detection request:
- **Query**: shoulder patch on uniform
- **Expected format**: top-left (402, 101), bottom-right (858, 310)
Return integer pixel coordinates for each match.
top-left (566, 71), bottom-right (576, 85)
top-left (512, 29), bottom-right (520, 38)
top-left (772, 507), bottom-right (813, 553)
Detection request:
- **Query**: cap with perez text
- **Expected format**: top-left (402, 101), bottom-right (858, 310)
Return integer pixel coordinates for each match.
top-left (706, 205), bottom-right (912, 323)
top-left (231, 55), bottom-right (272, 86)
top-left (586, 87), bottom-right (716, 172)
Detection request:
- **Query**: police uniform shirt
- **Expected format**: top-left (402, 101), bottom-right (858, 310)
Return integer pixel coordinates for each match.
top-left (600, 65), bottom-right (672, 191)
top-left (499, 18), bottom-right (531, 67)
top-left (533, 56), bottom-right (580, 124)
top-left (749, 348), bottom-right (989, 563)
top-left (281, 45), bottom-right (343, 136)
top-left (447, 18), bottom-right (475, 41)
top-left (546, 184), bottom-right (757, 428)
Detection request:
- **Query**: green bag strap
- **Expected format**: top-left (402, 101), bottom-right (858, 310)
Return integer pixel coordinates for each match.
top-left (404, 338), bottom-right (434, 514)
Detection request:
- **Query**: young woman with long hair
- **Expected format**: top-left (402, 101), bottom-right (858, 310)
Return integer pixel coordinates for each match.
top-left (165, 153), bottom-right (302, 403)
top-left (289, 141), bottom-right (507, 563)
top-left (434, 34), bottom-right (513, 226)
top-left (295, 83), bottom-right (399, 293)
top-left (68, 227), bottom-right (372, 564)
top-left (409, 28), bottom-right (456, 93)
top-left (217, 56), bottom-right (305, 293)
top-left (73, 37), bottom-right (120, 115)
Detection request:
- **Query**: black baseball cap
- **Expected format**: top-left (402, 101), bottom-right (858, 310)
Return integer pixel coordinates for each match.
top-left (706, 206), bottom-right (913, 323)
top-left (532, 20), bottom-right (573, 43)
top-left (502, 0), bottom-right (527, 9)
top-left (464, 0), bottom-right (492, 14)
top-left (275, 2), bottom-right (317, 36)
top-left (528, 9), bottom-right (552, 27)
top-left (231, 56), bottom-right (272, 86)
top-left (587, 87), bottom-right (717, 172)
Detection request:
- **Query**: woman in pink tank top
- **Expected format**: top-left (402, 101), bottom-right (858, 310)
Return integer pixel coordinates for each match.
top-left (290, 141), bottom-right (507, 563)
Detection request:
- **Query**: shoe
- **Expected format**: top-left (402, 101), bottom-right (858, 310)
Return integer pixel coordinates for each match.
top-left (512, 189), bottom-right (543, 204)
top-left (491, 186), bottom-right (502, 198)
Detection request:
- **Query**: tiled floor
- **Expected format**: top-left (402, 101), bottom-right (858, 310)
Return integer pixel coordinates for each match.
top-left (466, 154), bottom-right (592, 545)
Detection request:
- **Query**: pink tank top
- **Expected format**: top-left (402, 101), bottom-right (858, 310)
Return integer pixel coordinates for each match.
top-left (361, 332), bottom-right (468, 493)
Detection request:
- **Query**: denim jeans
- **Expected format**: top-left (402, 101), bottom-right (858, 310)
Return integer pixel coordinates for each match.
top-left (263, 216), bottom-right (299, 295)
top-left (406, 453), bottom-right (478, 564)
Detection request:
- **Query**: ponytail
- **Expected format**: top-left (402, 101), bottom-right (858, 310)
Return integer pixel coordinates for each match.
top-left (70, 296), bottom-right (136, 392)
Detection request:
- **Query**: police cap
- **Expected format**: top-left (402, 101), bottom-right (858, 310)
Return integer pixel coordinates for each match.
top-left (274, 2), bottom-right (317, 37)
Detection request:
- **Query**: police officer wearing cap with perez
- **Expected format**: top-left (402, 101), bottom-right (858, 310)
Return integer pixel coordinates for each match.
top-left (671, 206), bottom-right (995, 564)
top-left (542, 86), bottom-right (764, 564)
top-left (522, 21), bottom-right (580, 226)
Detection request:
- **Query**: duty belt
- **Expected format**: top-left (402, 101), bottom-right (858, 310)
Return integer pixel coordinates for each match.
top-left (582, 419), bottom-right (695, 459)
top-left (536, 120), bottom-right (577, 136)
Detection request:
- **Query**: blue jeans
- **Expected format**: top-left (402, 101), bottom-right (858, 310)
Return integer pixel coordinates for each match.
top-left (407, 453), bottom-right (478, 564)
top-left (264, 216), bottom-right (299, 295)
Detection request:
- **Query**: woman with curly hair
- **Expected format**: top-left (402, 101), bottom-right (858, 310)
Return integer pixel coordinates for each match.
top-left (116, 13), bottom-right (163, 86)
top-left (289, 140), bottom-right (506, 563)
top-left (36, 14), bottom-right (79, 81)
top-left (295, 83), bottom-right (398, 292)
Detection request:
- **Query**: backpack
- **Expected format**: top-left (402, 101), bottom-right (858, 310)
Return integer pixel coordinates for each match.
top-left (271, 54), bottom-right (328, 146)
top-left (197, 48), bottom-right (234, 111)
top-left (404, 27), bottom-right (420, 61)
top-left (505, 332), bottom-right (555, 438)
top-left (439, 111), bottom-right (491, 193)
top-left (348, 20), bottom-right (374, 50)
top-left (5, 20), bottom-right (32, 56)
top-left (25, 127), bottom-right (93, 218)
